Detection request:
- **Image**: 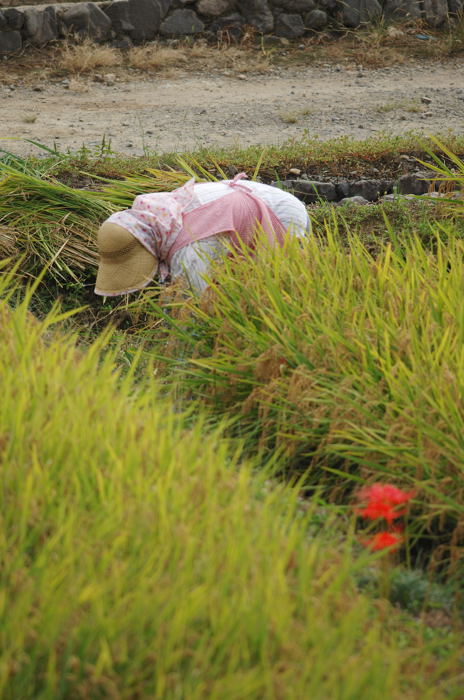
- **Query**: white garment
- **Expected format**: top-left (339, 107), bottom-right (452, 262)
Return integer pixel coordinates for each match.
top-left (171, 180), bottom-right (311, 292)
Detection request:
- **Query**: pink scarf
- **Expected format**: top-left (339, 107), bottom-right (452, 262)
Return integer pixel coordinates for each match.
top-left (107, 177), bottom-right (200, 280)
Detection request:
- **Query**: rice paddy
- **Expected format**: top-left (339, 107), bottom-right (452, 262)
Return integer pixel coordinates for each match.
top-left (1, 134), bottom-right (464, 698)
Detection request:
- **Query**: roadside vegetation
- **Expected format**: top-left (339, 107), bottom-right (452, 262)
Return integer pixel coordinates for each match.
top-left (1, 133), bottom-right (464, 697)
top-left (2, 16), bottom-right (464, 88)
top-left (6, 130), bottom-right (464, 188)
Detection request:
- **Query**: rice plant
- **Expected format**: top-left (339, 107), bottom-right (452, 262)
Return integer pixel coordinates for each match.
top-left (418, 135), bottom-right (464, 214)
top-left (2, 140), bottom-right (464, 695)
top-left (142, 225), bottom-right (464, 567)
top-left (1, 277), bottom-right (461, 698)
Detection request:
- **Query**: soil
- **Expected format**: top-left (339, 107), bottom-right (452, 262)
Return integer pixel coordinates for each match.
top-left (1, 57), bottom-right (464, 158)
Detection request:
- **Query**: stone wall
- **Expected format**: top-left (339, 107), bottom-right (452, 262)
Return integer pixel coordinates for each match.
top-left (0, 0), bottom-right (462, 54)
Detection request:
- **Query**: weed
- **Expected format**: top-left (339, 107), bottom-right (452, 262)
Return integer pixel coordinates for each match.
top-left (279, 107), bottom-right (314, 124)
top-left (126, 39), bottom-right (270, 74)
top-left (68, 77), bottom-right (90, 93)
top-left (127, 44), bottom-right (188, 70)
top-left (280, 111), bottom-right (299, 124)
top-left (59, 38), bottom-right (121, 74)
top-left (21, 132), bottom-right (464, 191)
top-left (373, 99), bottom-right (422, 114)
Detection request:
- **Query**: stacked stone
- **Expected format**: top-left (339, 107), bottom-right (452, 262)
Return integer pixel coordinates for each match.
top-left (0, 0), bottom-right (462, 54)
top-left (273, 171), bottom-right (438, 204)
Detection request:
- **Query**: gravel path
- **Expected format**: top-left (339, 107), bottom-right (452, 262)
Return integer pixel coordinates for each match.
top-left (2, 58), bottom-right (464, 157)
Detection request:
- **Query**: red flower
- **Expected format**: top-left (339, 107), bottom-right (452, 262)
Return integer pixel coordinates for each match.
top-left (363, 531), bottom-right (403, 551)
top-left (356, 483), bottom-right (414, 524)
top-left (356, 501), bottom-right (398, 524)
top-left (358, 483), bottom-right (414, 506)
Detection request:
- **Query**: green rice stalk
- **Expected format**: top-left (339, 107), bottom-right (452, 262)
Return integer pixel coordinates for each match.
top-left (1, 282), bottom-right (462, 697)
top-left (142, 226), bottom-right (464, 566)
top-left (416, 135), bottom-right (464, 213)
top-left (93, 154), bottom-right (231, 210)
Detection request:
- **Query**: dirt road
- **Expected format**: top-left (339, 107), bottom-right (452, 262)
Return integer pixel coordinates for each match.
top-left (2, 58), bottom-right (464, 157)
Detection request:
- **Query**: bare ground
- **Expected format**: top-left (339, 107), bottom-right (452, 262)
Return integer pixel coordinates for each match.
top-left (1, 57), bottom-right (464, 158)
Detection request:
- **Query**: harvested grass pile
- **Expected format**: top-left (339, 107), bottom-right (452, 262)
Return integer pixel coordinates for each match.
top-left (0, 163), bottom-right (114, 280)
top-left (2, 274), bottom-right (460, 697)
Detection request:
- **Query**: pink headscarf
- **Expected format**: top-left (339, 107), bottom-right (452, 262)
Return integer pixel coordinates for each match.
top-left (106, 178), bottom-right (200, 280)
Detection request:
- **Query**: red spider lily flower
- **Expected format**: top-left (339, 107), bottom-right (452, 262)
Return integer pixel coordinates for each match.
top-left (358, 483), bottom-right (415, 507)
top-left (363, 531), bottom-right (404, 552)
top-left (356, 483), bottom-right (414, 524)
top-left (356, 501), bottom-right (399, 524)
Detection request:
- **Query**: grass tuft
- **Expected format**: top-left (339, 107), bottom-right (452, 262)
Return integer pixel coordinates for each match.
top-left (59, 38), bottom-right (121, 74)
top-left (0, 162), bottom-right (114, 281)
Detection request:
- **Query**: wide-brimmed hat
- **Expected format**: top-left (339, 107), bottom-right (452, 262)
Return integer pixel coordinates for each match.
top-left (94, 222), bottom-right (159, 296)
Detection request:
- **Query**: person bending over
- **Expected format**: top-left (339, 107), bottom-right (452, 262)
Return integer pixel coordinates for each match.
top-left (94, 173), bottom-right (311, 297)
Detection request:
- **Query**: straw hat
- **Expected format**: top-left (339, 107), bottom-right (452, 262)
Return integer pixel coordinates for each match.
top-left (94, 222), bottom-right (159, 296)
